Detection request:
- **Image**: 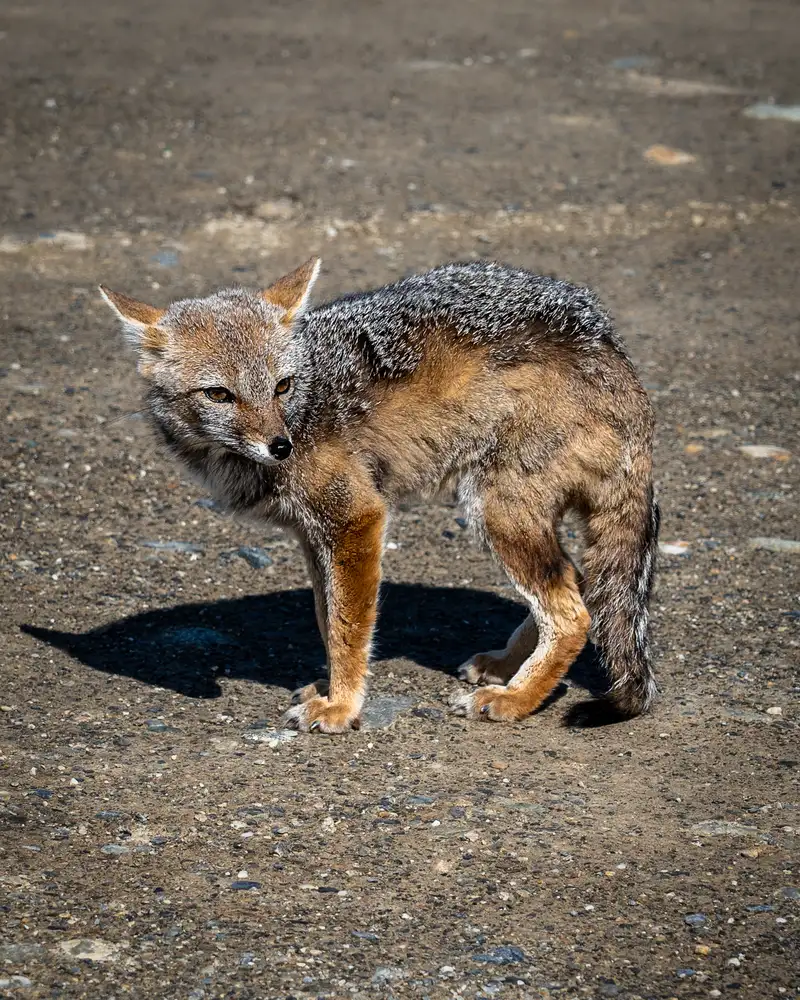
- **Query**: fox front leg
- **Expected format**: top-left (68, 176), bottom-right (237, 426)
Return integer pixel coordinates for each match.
top-left (283, 505), bottom-right (386, 734)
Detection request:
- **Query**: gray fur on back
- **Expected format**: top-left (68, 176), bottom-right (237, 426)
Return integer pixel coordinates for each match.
top-left (300, 261), bottom-right (620, 380)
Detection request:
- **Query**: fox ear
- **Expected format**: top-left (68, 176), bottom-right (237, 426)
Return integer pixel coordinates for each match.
top-left (262, 257), bottom-right (321, 322)
top-left (99, 286), bottom-right (167, 352)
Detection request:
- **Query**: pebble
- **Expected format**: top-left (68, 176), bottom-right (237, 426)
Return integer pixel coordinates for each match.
top-left (691, 820), bottom-right (758, 837)
top-left (0, 976), bottom-right (32, 990)
top-left (689, 427), bottom-right (731, 439)
top-left (659, 541), bottom-right (690, 556)
top-left (151, 249), bottom-right (181, 268)
top-left (230, 880), bottom-right (261, 891)
top-left (194, 497), bottom-right (221, 511)
top-left (684, 913), bottom-right (707, 926)
top-left (361, 695), bottom-right (415, 730)
top-left (253, 198), bottom-right (297, 221)
top-left (145, 719), bottom-right (174, 732)
top-left (352, 931), bottom-right (379, 942)
top-left (743, 103), bottom-right (800, 122)
top-left (410, 706), bottom-right (444, 720)
top-left (57, 938), bottom-right (122, 962)
top-left (233, 546), bottom-right (273, 569)
top-left (490, 761), bottom-right (509, 771)
top-left (241, 728), bottom-right (298, 748)
top-left (139, 540), bottom-right (205, 553)
top-left (676, 968), bottom-right (695, 978)
top-left (780, 886), bottom-right (799, 900)
top-left (610, 55), bottom-right (656, 70)
top-left (748, 537), bottom-right (800, 554)
top-left (473, 946), bottom-right (527, 965)
top-left (738, 444), bottom-right (791, 460)
top-left (31, 789), bottom-right (53, 799)
top-left (643, 144), bottom-right (697, 166)
top-left (745, 903), bottom-right (775, 912)
top-left (695, 944), bottom-right (711, 956)
top-left (95, 810), bottom-right (125, 820)
top-left (0, 943), bottom-right (44, 963)
top-left (100, 844), bottom-right (129, 855)
top-left (765, 706), bottom-right (783, 715)
top-left (372, 966), bottom-right (405, 984)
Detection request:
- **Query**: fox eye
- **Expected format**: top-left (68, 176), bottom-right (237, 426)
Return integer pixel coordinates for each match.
top-left (203, 387), bottom-right (235, 404)
top-left (275, 377), bottom-right (292, 396)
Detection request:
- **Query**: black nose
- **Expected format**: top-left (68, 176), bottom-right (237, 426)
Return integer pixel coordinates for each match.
top-left (268, 436), bottom-right (293, 460)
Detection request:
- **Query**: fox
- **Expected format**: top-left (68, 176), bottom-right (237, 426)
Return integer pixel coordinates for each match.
top-left (99, 258), bottom-right (659, 734)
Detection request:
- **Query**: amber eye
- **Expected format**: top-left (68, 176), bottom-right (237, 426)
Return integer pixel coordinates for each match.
top-left (275, 377), bottom-right (292, 396)
top-left (203, 387), bottom-right (235, 404)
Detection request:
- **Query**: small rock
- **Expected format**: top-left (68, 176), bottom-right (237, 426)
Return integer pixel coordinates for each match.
top-left (684, 913), bottom-right (707, 927)
top-left (194, 497), bottom-right (220, 511)
top-left (743, 103), bottom-right (800, 122)
top-left (688, 428), bottom-right (731, 440)
top-left (684, 442), bottom-right (705, 454)
top-left (780, 886), bottom-right (799, 900)
top-left (406, 795), bottom-right (436, 806)
top-left (691, 820), bottom-right (758, 837)
top-left (95, 810), bottom-right (124, 820)
top-left (139, 540), bottom-right (204, 553)
top-left (234, 546), bottom-right (273, 569)
top-left (0, 943), bottom-right (45, 963)
top-left (765, 706), bottom-right (783, 716)
top-left (57, 938), bottom-right (122, 962)
top-left (610, 55), bottom-right (655, 70)
top-left (100, 844), bottom-right (129, 855)
top-left (473, 945), bottom-right (527, 965)
top-left (39, 231), bottom-right (93, 251)
top-left (748, 538), bottom-right (800, 554)
top-left (644, 144), bottom-right (697, 166)
top-left (410, 706), bottom-right (443, 720)
top-left (253, 198), bottom-right (297, 221)
top-left (372, 966), bottom-right (405, 984)
top-left (490, 760), bottom-right (509, 771)
top-left (151, 249), bottom-right (180, 268)
top-left (145, 719), bottom-right (174, 732)
top-left (676, 968), bottom-right (695, 978)
top-left (745, 903), bottom-right (775, 912)
top-left (0, 976), bottom-right (32, 990)
top-left (361, 695), bottom-right (414, 730)
top-left (230, 880), bottom-right (261, 891)
top-left (740, 847), bottom-right (763, 858)
top-left (738, 444), bottom-right (791, 460)
top-left (352, 931), bottom-right (379, 943)
top-left (241, 728), bottom-right (298, 748)
top-left (31, 789), bottom-right (53, 799)
top-left (659, 541), bottom-right (690, 556)
top-left (695, 944), bottom-right (711, 956)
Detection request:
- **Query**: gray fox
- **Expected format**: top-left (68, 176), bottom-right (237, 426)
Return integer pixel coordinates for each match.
top-left (100, 259), bottom-right (659, 733)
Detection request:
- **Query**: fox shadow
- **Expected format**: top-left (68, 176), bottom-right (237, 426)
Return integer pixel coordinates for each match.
top-left (21, 583), bottom-right (611, 719)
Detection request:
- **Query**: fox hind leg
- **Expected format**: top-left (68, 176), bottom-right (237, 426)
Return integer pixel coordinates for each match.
top-left (451, 483), bottom-right (590, 721)
top-left (458, 614), bottom-right (539, 686)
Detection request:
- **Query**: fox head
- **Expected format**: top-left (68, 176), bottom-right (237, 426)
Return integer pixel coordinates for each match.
top-left (100, 258), bottom-right (320, 465)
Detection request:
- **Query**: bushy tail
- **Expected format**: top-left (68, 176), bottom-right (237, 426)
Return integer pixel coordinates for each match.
top-left (581, 484), bottom-right (660, 717)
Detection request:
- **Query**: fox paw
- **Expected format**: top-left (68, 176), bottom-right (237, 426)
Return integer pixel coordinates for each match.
top-left (282, 695), bottom-right (361, 734)
top-left (449, 685), bottom-right (529, 722)
top-left (457, 653), bottom-right (517, 687)
top-left (290, 679), bottom-right (330, 705)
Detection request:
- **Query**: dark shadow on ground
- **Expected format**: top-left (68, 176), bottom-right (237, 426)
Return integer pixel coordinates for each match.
top-left (21, 582), bottom-right (611, 717)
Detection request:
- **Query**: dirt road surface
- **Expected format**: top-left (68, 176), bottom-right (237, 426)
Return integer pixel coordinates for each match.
top-left (1, 1), bottom-right (798, 997)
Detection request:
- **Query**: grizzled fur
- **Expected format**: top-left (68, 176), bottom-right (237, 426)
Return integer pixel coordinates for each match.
top-left (100, 260), bottom-right (660, 733)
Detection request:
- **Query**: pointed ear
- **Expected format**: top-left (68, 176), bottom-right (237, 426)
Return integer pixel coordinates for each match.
top-left (261, 257), bottom-right (321, 322)
top-left (98, 285), bottom-right (167, 352)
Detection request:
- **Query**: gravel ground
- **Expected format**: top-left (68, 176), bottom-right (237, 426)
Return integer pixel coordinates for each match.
top-left (1, 1), bottom-right (798, 998)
